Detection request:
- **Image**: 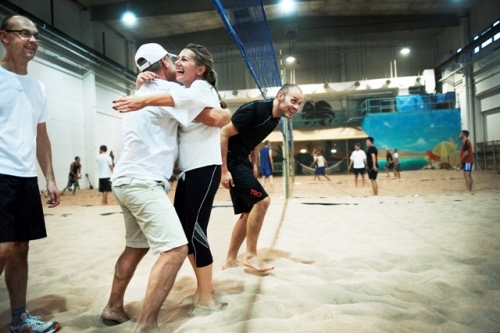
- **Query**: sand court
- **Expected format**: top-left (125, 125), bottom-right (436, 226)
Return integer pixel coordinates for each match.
top-left (1, 170), bottom-right (499, 332)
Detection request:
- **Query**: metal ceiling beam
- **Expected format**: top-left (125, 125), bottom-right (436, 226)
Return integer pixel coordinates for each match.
top-left (89, 0), bottom-right (284, 21)
top-left (138, 14), bottom-right (462, 49)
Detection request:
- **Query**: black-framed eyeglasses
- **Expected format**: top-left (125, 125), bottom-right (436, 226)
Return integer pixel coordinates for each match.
top-left (4, 29), bottom-right (42, 41)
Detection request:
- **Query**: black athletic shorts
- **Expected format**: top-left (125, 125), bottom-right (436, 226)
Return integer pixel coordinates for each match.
top-left (228, 155), bottom-right (269, 214)
top-left (99, 178), bottom-right (112, 192)
top-left (353, 167), bottom-right (365, 175)
top-left (368, 169), bottom-right (378, 180)
top-left (0, 174), bottom-right (47, 243)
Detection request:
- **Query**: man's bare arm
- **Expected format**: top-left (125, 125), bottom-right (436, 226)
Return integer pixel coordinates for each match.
top-left (220, 121), bottom-right (239, 188)
top-left (268, 148), bottom-right (274, 171)
top-left (371, 154), bottom-right (378, 171)
top-left (195, 108), bottom-right (231, 127)
top-left (250, 149), bottom-right (258, 177)
top-left (36, 123), bottom-right (60, 207)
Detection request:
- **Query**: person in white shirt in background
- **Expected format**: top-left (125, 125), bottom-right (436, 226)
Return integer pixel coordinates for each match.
top-left (95, 145), bottom-right (113, 205)
top-left (348, 143), bottom-right (367, 187)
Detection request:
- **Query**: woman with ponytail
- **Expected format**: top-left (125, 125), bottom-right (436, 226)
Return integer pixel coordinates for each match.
top-left (113, 44), bottom-right (229, 311)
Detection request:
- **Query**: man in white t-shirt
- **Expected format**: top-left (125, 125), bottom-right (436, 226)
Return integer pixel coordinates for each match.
top-left (0, 15), bottom-right (61, 333)
top-left (348, 143), bottom-right (367, 187)
top-left (95, 145), bottom-right (113, 205)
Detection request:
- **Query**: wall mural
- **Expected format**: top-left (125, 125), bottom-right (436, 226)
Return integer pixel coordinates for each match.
top-left (361, 109), bottom-right (462, 170)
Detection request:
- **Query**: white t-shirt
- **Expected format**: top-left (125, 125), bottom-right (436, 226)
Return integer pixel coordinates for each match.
top-left (393, 152), bottom-right (400, 164)
top-left (96, 154), bottom-right (113, 179)
top-left (316, 155), bottom-right (326, 168)
top-left (350, 149), bottom-right (367, 168)
top-left (0, 66), bottom-right (49, 177)
top-left (111, 80), bottom-right (195, 191)
top-left (169, 80), bottom-right (222, 172)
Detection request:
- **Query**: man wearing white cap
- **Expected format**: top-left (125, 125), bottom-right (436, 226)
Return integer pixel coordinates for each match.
top-left (101, 43), bottom-right (226, 332)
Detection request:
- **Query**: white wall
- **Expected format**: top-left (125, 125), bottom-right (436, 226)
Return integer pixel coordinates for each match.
top-left (29, 58), bottom-right (85, 189)
top-left (93, 83), bottom-right (124, 185)
top-left (22, 58), bottom-right (126, 191)
top-left (485, 113), bottom-right (500, 141)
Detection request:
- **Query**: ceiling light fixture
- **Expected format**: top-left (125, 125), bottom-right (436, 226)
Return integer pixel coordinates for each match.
top-left (122, 11), bottom-right (137, 24)
top-left (400, 48), bottom-right (410, 55)
top-left (281, 0), bottom-right (296, 13)
top-left (286, 55), bottom-right (295, 63)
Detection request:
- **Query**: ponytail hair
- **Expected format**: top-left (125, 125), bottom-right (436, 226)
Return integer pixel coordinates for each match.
top-left (184, 43), bottom-right (227, 108)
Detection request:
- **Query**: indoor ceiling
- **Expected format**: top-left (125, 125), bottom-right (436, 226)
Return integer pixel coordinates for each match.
top-left (75, 0), bottom-right (484, 53)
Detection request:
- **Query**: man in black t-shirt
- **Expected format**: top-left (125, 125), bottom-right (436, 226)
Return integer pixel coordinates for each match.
top-left (220, 83), bottom-right (304, 272)
top-left (366, 137), bottom-right (379, 195)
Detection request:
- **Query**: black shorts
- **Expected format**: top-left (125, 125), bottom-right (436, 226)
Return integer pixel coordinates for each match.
top-left (0, 174), bottom-right (47, 243)
top-left (99, 178), bottom-right (112, 192)
top-left (368, 169), bottom-right (378, 180)
top-left (67, 174), bottom-right (79, 188)
top-left (228, 155), bottom-right (269, 215)
top-left (353, 167), bottom-right (365, 175)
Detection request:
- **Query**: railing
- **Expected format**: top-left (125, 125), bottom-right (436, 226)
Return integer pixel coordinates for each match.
top-left (293, 94), bottom-right (458, 129)
top-left (361, 93), bottom-right (457, 114)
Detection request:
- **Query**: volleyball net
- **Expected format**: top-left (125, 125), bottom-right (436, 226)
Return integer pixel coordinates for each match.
top-left (212, 0), bottom-right (295, 197)
top-left (211, 0), bottom-right (282, 98)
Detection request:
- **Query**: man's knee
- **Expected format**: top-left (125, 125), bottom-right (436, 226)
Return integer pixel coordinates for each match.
top-left (13, 241), bottom-right (29, 255)
top-left (0, 242), bottom-right (15, 260)
top-left (165, 244), bottom-right (188, 262)
top-left (255, 196), bottom-right (270, 209)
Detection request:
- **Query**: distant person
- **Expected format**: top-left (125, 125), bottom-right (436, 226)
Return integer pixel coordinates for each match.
top-left (348, 143), bottom-right (367, 187)
top-left (60, 156), bottom-right (81, 195)
top-left (366, 137), bottom-right (379, 195)
top-left (0, 15), bottom-right (61, 333)
top-left (96, 145), bottom-right (113, 204)
top-left (458, 130), bottom-right (474, 192)
top-left (312, 150), bottom-right (331, 181)
top-left (259, 140), bottom-right (274, 192)
top-left (392, 149), bottom-right (401, 178)
top-left (384, 148), bottom-right (394, 177)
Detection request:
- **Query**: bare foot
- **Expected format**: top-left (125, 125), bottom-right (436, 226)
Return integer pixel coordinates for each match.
top-left (243, 255), bottom-right (274, 272)
top-left (193, 290), bottom-right (216, 307)
top-left (102, 306), bottom-right (129, 323)
top-left (222, 259), bottom-right (240, 270)
top-left (191, 302), bottom-right (228, 316)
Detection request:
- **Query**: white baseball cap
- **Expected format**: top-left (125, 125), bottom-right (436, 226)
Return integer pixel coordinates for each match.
top-left (135, 43), bottom-right (177, 71)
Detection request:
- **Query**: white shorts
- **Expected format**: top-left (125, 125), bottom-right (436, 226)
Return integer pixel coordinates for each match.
top-left (112, 177), bottom-right (187, 255)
